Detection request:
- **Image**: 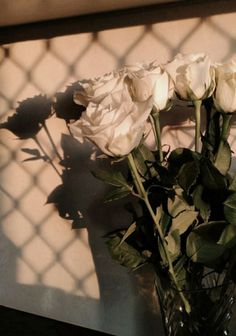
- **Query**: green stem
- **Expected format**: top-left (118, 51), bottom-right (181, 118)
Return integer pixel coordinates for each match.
top-left (205, 105), bottom-right (212, 140)
top-left (33, 136), bottom-right (61, 177)
top-left (194, 100), bottom-right (202, 153)
top-left (150, 108), bottom-right (163, 163)
top-left (221, 113), bottom-right (232, 141)
top-left (215, 114), bottom-right (232, 163)
top-left (127, 153), bottom-right (191, 313)
top-left (127, 153), bottom-right (146, 197)
top-left (43, 122), bottom-right (63, 161)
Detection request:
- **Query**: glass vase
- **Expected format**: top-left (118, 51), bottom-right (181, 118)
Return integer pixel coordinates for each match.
top-left (155, 270), bottom-right (235, 336)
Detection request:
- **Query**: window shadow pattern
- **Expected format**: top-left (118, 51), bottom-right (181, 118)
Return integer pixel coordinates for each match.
top-left (0, 18), bottom-right (236, 336)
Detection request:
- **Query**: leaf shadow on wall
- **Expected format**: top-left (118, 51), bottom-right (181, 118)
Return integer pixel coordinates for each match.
top-left (42, 102), bottom-right (200, 335)
top-left (0, 91), bottom-right (164, 335)
top-left (45, 132), bottom-right (164, 336)
top-left (1, 96), bottom-right (236, 335)
top-left (48, 105), bottom-right (236, 335)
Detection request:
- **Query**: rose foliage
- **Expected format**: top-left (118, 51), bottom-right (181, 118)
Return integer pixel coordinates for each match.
top-left (1, 53), bottom-right (236, 314)
top-left (70, 54), bottom-right (236, 313)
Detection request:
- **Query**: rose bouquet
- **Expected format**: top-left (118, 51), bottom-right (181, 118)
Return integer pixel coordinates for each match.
top-left (1, 53), bottom-right (236, 335)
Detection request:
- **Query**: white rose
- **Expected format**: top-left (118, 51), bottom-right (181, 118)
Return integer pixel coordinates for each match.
top-left (125, 61), bottom-right (174, 110)
top-left (214, 59), bottom-right (236, 113)
top-left (73, 70), bottom-right (126, 106)
top-left (165, 53), bottom-right (215, 101)
top-left (70, 89), bottom-right (153, 157)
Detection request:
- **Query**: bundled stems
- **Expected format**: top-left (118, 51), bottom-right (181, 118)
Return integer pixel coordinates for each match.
top-left (194, 100), bottom-right (202, 153)
top-left (127, 153), bottom-right (191, 314)
top-left (150, 107), bottom-right (163, 163)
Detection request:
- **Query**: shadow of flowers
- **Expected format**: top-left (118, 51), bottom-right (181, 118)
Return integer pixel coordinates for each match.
top-left (0, 95), bottom-right (52, 139)
top-left (54, 83), bottom-right (85, 124)
top-left (46, 133), bottom-right (89, 229)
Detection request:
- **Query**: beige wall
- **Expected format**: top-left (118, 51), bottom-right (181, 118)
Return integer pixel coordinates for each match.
top-left (0, 8), bottom-right (236, 336)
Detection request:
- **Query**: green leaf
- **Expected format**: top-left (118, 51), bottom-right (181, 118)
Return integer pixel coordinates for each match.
top-left (224, 192), bottom-right (236, 226)
top-left (104, 186), bottom-right (131, 202)
top-left (192, 185), bottom-right (210, 223)
top-left (186, 221), bottom-right (227, 264)
top-left (158, 238), bottom-right (168, 266)
top-left (174, 256), bottom-right (188, 288)
top-left (186, 231), bottom-right (226, 264)
top-left (97, 169), bottom-right (132, 202)
top-left (106, 234), bottom-right (145, 269)
top-left (160, 211), bottom-right (171, 236)
top-left (167, 194), bottom-right (194, 218)
top-left (200, 158), bottom-right (227, 191)
top-left (207, 111), bottom-right (221, 151)
top-left (173, 254), bottom-right (188, 289)
top-left (132, 144), bottom-right (156, 178)
top-left (202, 110), bottom-right (221, 159)
top-left (170, 210), bottom-right (198, 235)
top-left (168, 148), bottom-right (196, 176)
top-left (166, 229), bottom-right (181, 260)
top-left (214, 140), bottom-right (231, 175)
top-left (193, 221), bottom-right (226, 238)
top-left (178, 160), bottom-right (200, 194)
top-left (229, 173), bottom-right (236, 191)
top-left (155, 205), bottom-right (162, 224)
top-left (218, 224), bottom-right (236, 248)
top-left (139, 143), bottom-right (156, 161)
top-left (92, 169), bottom-right (130, 188)
top-left (119, 222), bottom-right (136, 245)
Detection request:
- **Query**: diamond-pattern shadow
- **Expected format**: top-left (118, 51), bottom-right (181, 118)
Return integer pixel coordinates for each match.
top-left (0, 13), bottom-right (236, 335)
